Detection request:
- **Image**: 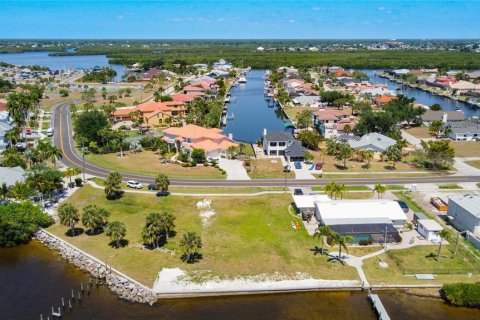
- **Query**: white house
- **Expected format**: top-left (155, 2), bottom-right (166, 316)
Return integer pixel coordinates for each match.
top-left (256, 46), bottom-right (265, 52)
top-left (262, 129), bottom-right (306, 162)
top-left (445, 121), bottom-right (480, 141)
top-left (448, 194), bottom-right (480, 236)
top-left (417, 219), bottom-right (443, 241)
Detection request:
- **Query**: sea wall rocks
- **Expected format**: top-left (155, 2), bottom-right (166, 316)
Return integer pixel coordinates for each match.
top-left (35, 229), bottom-right (157, 305)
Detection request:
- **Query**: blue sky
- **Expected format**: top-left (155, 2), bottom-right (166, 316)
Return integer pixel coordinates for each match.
top-left (0, 0), bottom-right (479, 39)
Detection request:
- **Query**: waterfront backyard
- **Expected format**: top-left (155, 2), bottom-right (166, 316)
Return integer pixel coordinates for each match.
top-left (48, 185), bottom-right (358, 286)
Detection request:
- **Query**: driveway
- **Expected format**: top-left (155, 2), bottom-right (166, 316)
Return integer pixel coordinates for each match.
top-left (218, 158), bottom-right (250, 180)
top-left (291, 164), bottom-right (316, 180)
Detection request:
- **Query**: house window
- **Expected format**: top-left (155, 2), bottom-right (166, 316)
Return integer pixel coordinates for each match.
top-left (269, 150), bottom-right (277, 156)
top-left (270, 142), bottom-right (277, 147)
top-left (279, 142), bottom-right (286, 147)
top-left (279, 150), bottom-right (285, 155)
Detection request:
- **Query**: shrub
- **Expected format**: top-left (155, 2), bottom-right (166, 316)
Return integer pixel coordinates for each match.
top-left (442, 283), bottom-right (480, 308)
top-left (190, 160), bottom-right (197, 167)
top-left (358, 240), bottom-right (373, 246)
top-left (74, 177), bottom-right (83, 187)
top-left (68, 182), bottom-right (75, 188)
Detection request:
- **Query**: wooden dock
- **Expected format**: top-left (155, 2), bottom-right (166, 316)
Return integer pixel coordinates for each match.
top-left (368, 293), bottom-right (390, 320)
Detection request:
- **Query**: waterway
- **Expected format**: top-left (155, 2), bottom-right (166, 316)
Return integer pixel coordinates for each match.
top-left (1, 241), bottom-right (480, 319)
top-left (364, 70), bottom-right (480, 118)
top-left (0, 51), bottom-right (125, 81)
top-left (223, 69), bottom-right (287, 143)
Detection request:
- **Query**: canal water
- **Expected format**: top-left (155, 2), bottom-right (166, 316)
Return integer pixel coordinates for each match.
top-left (1, 241), bottom-right (480, 320)
top-left (364, 70), bottom-right (480, 118)
top-left (223, 69), bottom-right (287, 143)
top-left (0, 51), bottom-right (125, 81)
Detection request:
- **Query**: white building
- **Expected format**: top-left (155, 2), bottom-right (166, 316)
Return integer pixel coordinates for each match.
top-left (417, 219), bottom-right (443, 241)
top-left (448, 194), bottom-right (480, 236)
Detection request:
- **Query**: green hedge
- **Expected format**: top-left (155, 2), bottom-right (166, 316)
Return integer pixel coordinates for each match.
top-left (442, 283), bottom-right (480, 308)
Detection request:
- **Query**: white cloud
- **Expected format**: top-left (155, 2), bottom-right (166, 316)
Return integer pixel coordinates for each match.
top-left (117, 15), bottom-right (124, 20)
top-left (312, 7), bottom-right (320, 11)
top-left (173, 17), bottom-right (183, 22)
top-left (287, 19), bottom-right (295, 23)
top-left (378, 6), bottom-right (385, 11)
top-left (217, 17), bottom-right (225, 22)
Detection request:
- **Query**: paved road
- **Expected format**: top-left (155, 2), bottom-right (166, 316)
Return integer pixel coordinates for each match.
top-left (53, 102), bottom-right (480, 187)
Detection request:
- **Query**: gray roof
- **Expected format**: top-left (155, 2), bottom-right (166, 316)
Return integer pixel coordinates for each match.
top-left (284, 140), bottom-right (307, 157)
top-left (0, 166), bottom-right (25, 187)
top-left (448, 194), bottom-right (480, 218)
top-left (421, 110), bottom-right (465, 122)
top-left (466, 70), bottom-right (480, 79)
top-left (445, 121), bottom-right (480, 135)
top-left (345, 132), bottom-right (396, 152)
top-left (264, 130), bottom-right (293, 142)
top-left (292, 95), bottom-right (320, 105)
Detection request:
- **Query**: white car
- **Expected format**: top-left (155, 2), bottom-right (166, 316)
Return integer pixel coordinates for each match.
top-left (126, 180), bottom-right (143, 189)
top-left (46, 128), bottom-right (54, 137)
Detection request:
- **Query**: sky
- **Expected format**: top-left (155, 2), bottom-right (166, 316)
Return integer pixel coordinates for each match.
top-left (0, 0), bottom-right (479, 39)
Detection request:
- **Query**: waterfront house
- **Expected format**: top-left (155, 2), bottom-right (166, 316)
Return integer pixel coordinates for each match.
top-left (313, 109), bottom-right (355, 139)
top-left (342, 132), bottom-right (396, 153)
top-left (206, 69), bottom-right (230, 79)
top-left (444, 121), bottom-right (480, 141)
top-left (359, 87), bottom-right (397, 98)
top-left (421, 110), bottom-right (465, 126)
top-left (112, 100), bottom-right (186, 125)
top-left (292, 95), bottom-right (321, 107)
top-left (374, 95), bottom-right (397, 106)
top-left (262, 129), bottom-right (306, 162)
top-left (213, 59), bottom-right (232, 71)
top-left (171, 93), bottom-right (201, 104)
top-left (162, 124), bottom-right (237, 159)
top-left (447, 194), bottom-right (480, 236)
top-left (0, 166), bottom-right (25, 187)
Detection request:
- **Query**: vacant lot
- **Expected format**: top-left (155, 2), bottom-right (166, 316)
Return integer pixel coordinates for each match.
top-left (87, 151), bottom-right (225, 179)
top-left (405, 126), bottom-right (432, 139)
top-left (451, 141), bottom-right (480, 158)
top-left (245, 158), bottom-right (295, 179)
top-left (49, 186), bottom-right (357, 286)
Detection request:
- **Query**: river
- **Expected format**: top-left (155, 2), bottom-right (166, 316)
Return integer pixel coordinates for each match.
top-left (223, 69), bottom-right (287, 143)
top-left (364, 70), bottom-right (480, 118)
top-left (1, 242), bottom-right (480, 320)
top-left (0, 51), bottom-right (125, 81)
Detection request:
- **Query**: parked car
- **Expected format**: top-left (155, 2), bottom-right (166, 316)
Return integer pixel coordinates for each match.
top-left (294, 161), bottom-right (302, 169)
top-left (148, 183), bottom-right (158, 190)
top-left (15, 142), bottom-right (26, 152)
top-left (25, 128), bottom-right (32, 135)
top-left (47, 128), bottom-right (54, 137)
top-left (156, 191), bottom-right (170, 197)
top-left (315, 162), bottom-right (324, 170)
top-left (294, 189), bottom-right (303, 196)
top-left (394, 200), bottom-right (409, 213)
top-left (126, 180), bottom-right (143, 189)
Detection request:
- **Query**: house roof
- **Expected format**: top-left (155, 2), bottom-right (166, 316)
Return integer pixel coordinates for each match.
top-left (0, 166), bottom-right (25, 187)
top-left (113, 106), bottom-right (137, 116)
top-left (163, 124), bottom-right (225, 140)
top-left (449, 80), bottom-right (480, 90)
top-left (292, 195), bottom-right (330, 209)
top-left (445, 121), bottom-right (480, 135)
top-left (421, 110), bottom-right (465, 122)
top-left (264, 130), bottom-right (293, 142)
top-left (345, 132), bottom-right (396, 152)
top-left (448, 194), bottom-right (480, 218)
top-left (375, 95), bottom-right (397, 104)
top-left (418, 219), bottom-right (443, 232)
top-left (314, 109), bottom-right (351, 121)
top-left (284, 140), bottom-right (307, 157)
top-left (171, 94), bottom-right (199, 102)
top-left (0, 101), bottom-right (7, 112)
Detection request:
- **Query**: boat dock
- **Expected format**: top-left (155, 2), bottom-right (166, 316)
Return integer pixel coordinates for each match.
top-left (368, 293), bottom-right (390, 320)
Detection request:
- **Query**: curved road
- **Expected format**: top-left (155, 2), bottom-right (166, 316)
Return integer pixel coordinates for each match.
top-left (53, 102), bottom-right (480, 187)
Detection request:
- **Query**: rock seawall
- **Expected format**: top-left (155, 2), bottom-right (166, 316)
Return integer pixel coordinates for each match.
top-left (35, 229), bottom-right (157, 305)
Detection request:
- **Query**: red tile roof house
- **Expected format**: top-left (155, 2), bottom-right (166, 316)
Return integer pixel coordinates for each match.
top-left (162, 124), bottom-right (237, 159)
top-left (171, 93), bottom-right (202, 104)
top-left (112, 100), bottom-right (187, 126)
top-left (374, 95), bottom-right (398, 106)
top-left (0, 101), bottom-right (7, 112)
top-left (142, 68), bottom-right (162, 82)
top-left (313, 109), bottom-right (356, 139)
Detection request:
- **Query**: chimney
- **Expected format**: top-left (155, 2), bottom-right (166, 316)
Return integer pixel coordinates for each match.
top-left (263, 128), bottom-right (267, 136)
top-left (228, 133), bottom-right (233, 140)
top-left (442, 113), bottom-right (448, 123)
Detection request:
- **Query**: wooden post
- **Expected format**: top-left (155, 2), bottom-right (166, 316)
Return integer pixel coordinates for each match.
top-left (61, 297), bottom-right (65, 309)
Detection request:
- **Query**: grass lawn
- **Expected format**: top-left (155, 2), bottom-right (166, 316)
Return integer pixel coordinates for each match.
top-left (438, 184), bottom-right (463, 189)
top-left (386, 185), bottom-right (408, 191)
top-left (451, 141), bottom-right (480, 158)
top-left (392, 192), bottom-right (434, 219)
top-left (241, 144), bottom-right (255, 158)
top-left (405, 127), bottom-right (432, 139)
top-left (86, 151), bottom-right (225, 179)
top-left (48, 185), bottom-right (358, 286)
top-left (465, 161), bottom-right (480, 169)
top-left (245, 158), bottom-right (295, 179)
top-left (282, 106), bottom-right (319, 121)
top-left (312, 185), bottom-right (371, 191)
top-left (341, 192), bottom-right (374, 200)
top-left (320, 172), bottom-right (447, 179)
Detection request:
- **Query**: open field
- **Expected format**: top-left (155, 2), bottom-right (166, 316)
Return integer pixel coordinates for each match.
top-left (405, 127), bottom-right (432, 139)
top-left (86, 151), bottom-right (225, 179)
top-left (465, 160), bottom-right (480, 169)
top-left (48, 185), bottom-right (358, 286)
top-left (451, 141), bottom-right (480, 158)
top-left (245, 158), bottom-right (295, 179)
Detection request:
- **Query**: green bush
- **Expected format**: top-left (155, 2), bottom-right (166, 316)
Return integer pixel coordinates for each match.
top-left (0, 202), bottom-right (54, 247)
top-left (442, 283), bottom-right (480, 308)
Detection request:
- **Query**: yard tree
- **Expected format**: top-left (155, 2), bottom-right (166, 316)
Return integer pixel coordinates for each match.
top-left (331, 232), bottom-right (354, 261)
top-left (74, 109), bottom-right (110, 145)
top-left (314, 225), bottom-right (332, 255)
top-left (373, 184), bottom-right (387, 199)
top-left (324, 181), bottom-right (345, 200)
top-left (9, 181), bottom-right (35, 201)
top-left (105, 221), bottom-right (127, 248)
top-left (155, 174), bottom-right (170, 192)
top-left (384, 145), bottom-right (402, 169)
top-left (420, 140), bottom-right (455, 169)
top-left (0, 183), bottom-right (9, 200)
top-left (81, 204), bottom-right (110, 234)
top-left (351, 101), bottom-right (372, 116)
top-left (105, 171), bottom-right (123, 200)
top-left (101, 87), bottom-right (107, 99)
top-left (325, 139), bottom-right (339, 156)
top-left (437, 229), bottom-right (451, 264)
top-left (430, 103), bottom-right (442, 111)
top-left (334, 141), bottom-right (353, 169)
top-left (298, 130), bottom-right (321, 150)
top-left (64, 167), bottom-right (81, 184)
top-left (295, 110), bottom-right (313, 129)
top-left (180, 231), bottom-right (203, 263)
top-left (142, 211), bottom-right (176, 248)
top-left (191, 148), bottom-right (206, 163)
top-left (429, 120), bottom-right (443, 134)
top-left (58, 203), bottom-right (80, 236)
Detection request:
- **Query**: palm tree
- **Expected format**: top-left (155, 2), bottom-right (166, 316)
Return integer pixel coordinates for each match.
top-left (64, 167), bottom-right (81, 184)
top-left (437, 229), bottom-right (450, 263)
top-left (0, 182), bottom-right (9, 200)
top-left (324, 181), bottom-right (339, 199)
top-left (180, 231), bottom-right (202, 263)
top-left (373, 184), bottom-right (387, 199)
top-left (331, 232), bottom-right (354, 261)
top-left (9, 181), bottom-right (34, 201)
top-left (314, 225), bottom-right (332, 255)
top-left (81, 204), bottom-right (110, 234)
top-left (105, 221), bottom-right (127, 248)
top-left (155, 174), bottom-right (170, 192)
top-left (105, 172), bottom-right (122, 200)
top-left (47, 145), bottom-right (63, 169)
top-left (58, 203), bottom-right (79, 236)
top-left (335, 184), bottom-right (346, 200)
top-left (364, 150), bottom-right (374, 168)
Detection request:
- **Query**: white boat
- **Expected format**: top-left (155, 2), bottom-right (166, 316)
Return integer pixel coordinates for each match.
top-left (226, 112), bottom-right (234, 120)
top-left (225, 97), bottom-right (230, 103)
top-left (238, 76), bottom-right (247, 83)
